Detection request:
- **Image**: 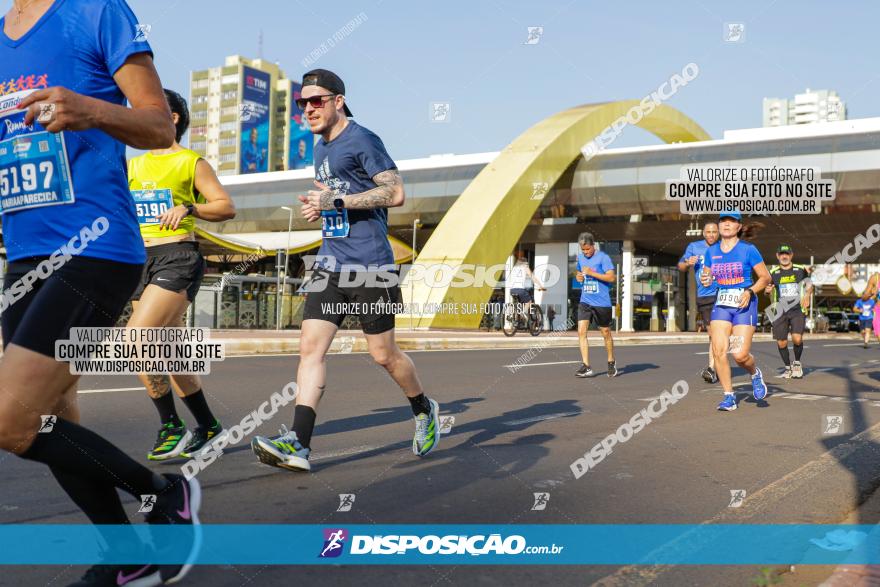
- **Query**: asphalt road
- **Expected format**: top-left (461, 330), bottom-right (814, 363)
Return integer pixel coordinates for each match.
top-left (2, 337), bottom-right (880, 587)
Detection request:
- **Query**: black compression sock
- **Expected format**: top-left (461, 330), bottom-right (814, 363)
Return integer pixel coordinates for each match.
top-left (180, 389), bottom-right (216, 429)
top-left (20, 419), bottom-right (169, 499)
top-left (151, 392), bottom-right (180, 425)
top-left (778, 345), bottom-right (791, 366)
top-left (292, 405), bottom-right (317, 449)
top-left (408, 393), bottom-right (432, 417)
top-left (793, 343), bottom-right (803, 361)
top-left (50, 467), bottom-right (130, 525)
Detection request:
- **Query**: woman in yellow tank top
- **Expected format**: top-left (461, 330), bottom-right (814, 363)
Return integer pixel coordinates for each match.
top-left (127, 89), bottom-right (236, 461)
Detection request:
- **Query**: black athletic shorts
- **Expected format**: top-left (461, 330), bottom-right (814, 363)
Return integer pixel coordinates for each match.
top-left (131, 241), bottom-right (205, 303)
top-left (697, 295), bottom-right (716, 328)
top-left (772, 307), bottom-right (806, 340)
top-left (577, 303), bottom-right (612, 328)
top-left (2, 256), bottom-right (142, 358)
top-left (302, 268), bottom-right (400, 334)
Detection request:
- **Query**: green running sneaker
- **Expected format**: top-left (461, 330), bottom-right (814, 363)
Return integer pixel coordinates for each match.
top-left (251, 425), bottom-right (311, 471)
top-left (413, 398), bottom-right (440, 457)
top-left (147, 421), bottom-right (191, 461)
top-left (180, 420), bottom-right (226, 459)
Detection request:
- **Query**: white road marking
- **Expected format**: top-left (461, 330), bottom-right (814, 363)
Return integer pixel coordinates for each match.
top-left (502, 360), bottom-right (582, 368)
top-left (311, 445), bottom-right (379, 462)
top-left (823, 343), bottom-right (865, 347)
top-left (503, 411), bottom-right (581, 426)
top-left (78, 387), bottom-right (143, 394)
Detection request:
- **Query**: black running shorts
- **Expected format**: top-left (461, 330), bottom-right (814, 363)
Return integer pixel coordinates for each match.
top-left (302, 269), bottom-right (401, 334)
top-left (131, 241), bottom-right (205, 303)
top-left (697, 295), bottom-right (716, 328)
top-left (772, 307), bottom-right (806, 340)
top-left (577, 303), bottom-right (613, 328)
top-left (2, 256), bottom-right (142, 358)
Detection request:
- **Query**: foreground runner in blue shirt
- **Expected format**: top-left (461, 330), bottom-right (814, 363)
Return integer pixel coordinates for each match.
top-left (678, 221), bottom-right (719, 383)
top-left (0, 1), bottom-right (201, 585)
top-left (701, 211), bottom-right (771, 411)
top-left (574, 232), bottom-right (618, 378)
top-left (251, 69), bottom-right (440, 473)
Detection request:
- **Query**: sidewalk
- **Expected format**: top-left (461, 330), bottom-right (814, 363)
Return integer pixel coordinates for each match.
top-left (777, 488), bottom-right (880, 587)
top-left (212, 329), bottom-right (851, 356)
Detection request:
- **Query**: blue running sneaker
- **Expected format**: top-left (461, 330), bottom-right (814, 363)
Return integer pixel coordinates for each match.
top-left (752, 368), bottom-right (768, 400)
top-left (717, 393), bottom-right (737, 411)
top-left (251, 425), bottom-right (311, 472)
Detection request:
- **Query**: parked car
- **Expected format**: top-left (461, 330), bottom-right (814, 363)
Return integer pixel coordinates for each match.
top-left (847, 313), bottom-right (861, 332)
top-left (824, 311), bottom-right (852, 333)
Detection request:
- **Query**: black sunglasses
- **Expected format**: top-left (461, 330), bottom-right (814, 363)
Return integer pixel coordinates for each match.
top-left (295, 94), bottom-right (337, 110)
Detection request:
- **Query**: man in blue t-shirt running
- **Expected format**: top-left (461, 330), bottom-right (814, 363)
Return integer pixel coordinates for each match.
top-left (574, 232), bottom-right (619, 378)
top-left (251, 69), bottom-right (440, 473)
top-left (678, 221), bottom-right (719, 383)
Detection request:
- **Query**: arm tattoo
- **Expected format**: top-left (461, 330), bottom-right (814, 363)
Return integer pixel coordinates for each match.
top-left (318, 189), bottom-right (335, 210)
top-left (344, 170), bottom-right (401, 210)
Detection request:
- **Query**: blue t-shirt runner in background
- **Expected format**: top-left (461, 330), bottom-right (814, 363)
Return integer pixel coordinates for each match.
top-left (314, 120), bottom-right (396, 270)
top-left (0, 0), bottom-right (150, 264)
top-left (855, 298), bottom-right (876, 321)
top-left (577, 250), bottom-right (614, 307)
top-left (680, 239), bottom-right (718, 298)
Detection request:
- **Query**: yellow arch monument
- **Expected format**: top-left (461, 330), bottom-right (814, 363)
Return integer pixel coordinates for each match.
top-left (400, 101), bottom-right (710, 329)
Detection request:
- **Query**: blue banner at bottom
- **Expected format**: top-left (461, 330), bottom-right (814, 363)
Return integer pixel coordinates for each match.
top-left (2, 525), bottom-right (880, 565)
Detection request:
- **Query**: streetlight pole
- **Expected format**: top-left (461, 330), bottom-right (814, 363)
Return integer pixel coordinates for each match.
top-left (277, 206), bottom-right (294, 331)
top-left (411, 218), bottom-right (421, 331)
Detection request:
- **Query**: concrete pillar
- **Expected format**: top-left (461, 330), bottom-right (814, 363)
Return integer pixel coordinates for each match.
top-left (621, 240), bottom-right (635, 332)
top-left (535, 242), bottom-right (569, 330)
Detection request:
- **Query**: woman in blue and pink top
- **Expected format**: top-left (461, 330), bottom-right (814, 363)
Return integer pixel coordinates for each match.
top-left (700, 211), bottom-right (771, 411)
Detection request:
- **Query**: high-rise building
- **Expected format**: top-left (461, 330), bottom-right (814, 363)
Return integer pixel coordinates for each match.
top-left (189, 55), bottom-right (311, 176)
top-left (762, 89), bottom-right (846, 127)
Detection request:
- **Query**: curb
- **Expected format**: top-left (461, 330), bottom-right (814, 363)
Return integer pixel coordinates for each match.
top-left (216, 332), bottom-right (821, 356)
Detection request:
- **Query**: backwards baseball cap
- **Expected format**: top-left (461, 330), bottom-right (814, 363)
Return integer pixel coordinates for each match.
top-left (302, 69), bottom-right (353, 117)
top-left (777, 244), bottom-right (794, 254)
top-left (718, 210), bottom-right (742, 222)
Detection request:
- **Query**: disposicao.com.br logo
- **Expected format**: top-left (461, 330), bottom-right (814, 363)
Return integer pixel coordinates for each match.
top-left (319, 529), bottom-right (564, 558)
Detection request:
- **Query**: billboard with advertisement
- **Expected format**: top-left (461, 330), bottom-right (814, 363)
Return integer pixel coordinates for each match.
top-left (239, 66), bottom-right (271, 174)
top-left (288, 81), bottom-right (313, 170)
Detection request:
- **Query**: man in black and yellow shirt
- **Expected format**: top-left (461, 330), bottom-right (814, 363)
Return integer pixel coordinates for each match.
top-left (764, 244), bottom-right (812, 379)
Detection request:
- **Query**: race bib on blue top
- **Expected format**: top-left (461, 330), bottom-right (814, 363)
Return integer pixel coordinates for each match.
top-left (0, 130), bottom-right (74, 214)
top-left (321, 208), bottom-right (350, 239)
top-left (131, 188), bottom-right (173, 225)
top-left (582, 279), bottom-right (599, 294)
top-left (717, 288), bottom-right (744, 308)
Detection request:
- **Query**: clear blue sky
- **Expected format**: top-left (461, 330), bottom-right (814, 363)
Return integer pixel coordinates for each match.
top-left (9, 0), bottom-right (880, 158)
